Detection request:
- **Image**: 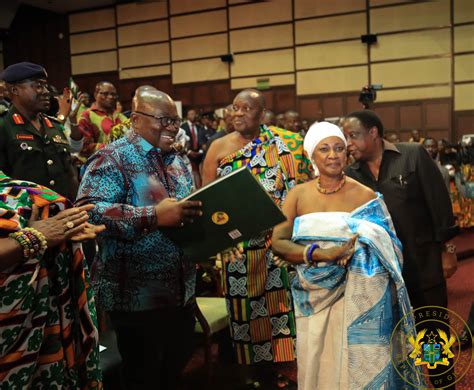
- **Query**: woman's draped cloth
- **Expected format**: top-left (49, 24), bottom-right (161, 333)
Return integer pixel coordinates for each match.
top-left (292, 195), bottom-right (423, 389)
top-left (0, 172), bottom-right (101, 389)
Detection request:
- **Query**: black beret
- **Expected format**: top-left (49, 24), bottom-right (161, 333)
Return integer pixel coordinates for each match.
top-left (0, 62), bottom-right (48, 83)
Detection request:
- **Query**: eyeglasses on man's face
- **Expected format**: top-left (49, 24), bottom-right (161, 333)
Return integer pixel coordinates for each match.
top-left (134, 111), bottom-right (183, 128)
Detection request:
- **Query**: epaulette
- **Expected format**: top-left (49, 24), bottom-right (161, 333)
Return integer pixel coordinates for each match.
top-left (43, 114), bottom-right (62, 123)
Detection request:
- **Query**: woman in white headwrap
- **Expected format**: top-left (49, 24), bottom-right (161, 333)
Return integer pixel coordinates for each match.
top-left (271, 122), bottom-right (420, 390)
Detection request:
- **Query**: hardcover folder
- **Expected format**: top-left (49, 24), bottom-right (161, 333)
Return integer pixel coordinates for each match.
top-left (164, 166), bottom-right (286, 262)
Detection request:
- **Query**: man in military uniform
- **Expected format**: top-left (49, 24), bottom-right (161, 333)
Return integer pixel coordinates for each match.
top-left (0, 62), bottom-right (78, 199)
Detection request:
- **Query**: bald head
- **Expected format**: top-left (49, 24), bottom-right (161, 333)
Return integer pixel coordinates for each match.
top-left (284, 110), bottom-right (300, 133)
top-left (262, 109), bottom-right (275, 126)
top-left (135, 89), bottom-right (174, 111)
top-left (132, 85), bottom-right (156, 111)
top-left (235, 89), bottom-right (265, 111)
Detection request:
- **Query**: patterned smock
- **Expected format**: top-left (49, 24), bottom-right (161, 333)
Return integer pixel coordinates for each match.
top-left (218, 125), bottom-right (301, 365)
top-left (0, 172), bottom-right (101, 389)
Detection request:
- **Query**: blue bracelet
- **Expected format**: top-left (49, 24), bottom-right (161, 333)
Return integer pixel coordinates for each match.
top-left (306, 243), bottom-right (320, 264)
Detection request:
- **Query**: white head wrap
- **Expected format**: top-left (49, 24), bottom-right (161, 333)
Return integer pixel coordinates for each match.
top-left (303, 121), bottom-right (347, 175)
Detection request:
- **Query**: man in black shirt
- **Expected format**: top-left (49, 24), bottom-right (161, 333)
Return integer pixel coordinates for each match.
top-left (342, 110), bottom-right (459, 388)
top-left (343, 110), bottom-right (458, 305)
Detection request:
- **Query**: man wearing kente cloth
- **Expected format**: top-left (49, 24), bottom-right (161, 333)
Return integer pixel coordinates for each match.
top-left (203, 89), bottom-right (307, 384)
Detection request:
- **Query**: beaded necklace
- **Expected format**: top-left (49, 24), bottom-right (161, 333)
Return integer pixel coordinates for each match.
top-left (315, 174), bottom-right (346, 194)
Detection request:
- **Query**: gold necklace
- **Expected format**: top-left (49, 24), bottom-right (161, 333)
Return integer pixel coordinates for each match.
top-left (315, 174), bottom-right (346, 194)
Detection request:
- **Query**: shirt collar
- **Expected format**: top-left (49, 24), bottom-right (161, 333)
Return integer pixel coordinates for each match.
top-left (90, 103), bottom-right (114, 116)
top-left (127, 128), bottom-right (161, 156)
top-left (351, 139), bottom-right (400, 170)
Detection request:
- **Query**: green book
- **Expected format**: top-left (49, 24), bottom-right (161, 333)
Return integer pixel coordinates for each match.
top-left (164, 166), bottom-right (286, 262)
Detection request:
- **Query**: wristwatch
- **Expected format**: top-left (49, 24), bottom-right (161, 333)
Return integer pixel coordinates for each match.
top-left (57, 114), bottom-right (66, 122)
top-left (444, 242), bottom-right (456, 254)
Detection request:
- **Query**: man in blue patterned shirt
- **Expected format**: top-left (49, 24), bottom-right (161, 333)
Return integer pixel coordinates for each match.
top-left (76, 89), bottom-right (201, 390)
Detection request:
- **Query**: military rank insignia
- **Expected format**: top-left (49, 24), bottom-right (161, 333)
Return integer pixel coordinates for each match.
top-left (12, 113), bottom-right (24, 125)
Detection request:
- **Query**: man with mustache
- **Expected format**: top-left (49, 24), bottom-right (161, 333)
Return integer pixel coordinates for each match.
top-left (77, 89), bottom-right (202, 390)
top-left (0, 62), bottom-right (78, 199)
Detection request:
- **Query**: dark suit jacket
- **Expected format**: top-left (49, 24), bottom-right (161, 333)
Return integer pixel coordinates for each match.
top-left (345, 141), bottom-right (459, 295)
top-left (181, 122), bottom-right (207, 165)
top-left (182, 122), bottom-right (207, 151)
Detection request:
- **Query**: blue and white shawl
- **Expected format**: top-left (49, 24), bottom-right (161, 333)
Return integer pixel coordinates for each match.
top-left (291, 194), bottom-right (424, 389)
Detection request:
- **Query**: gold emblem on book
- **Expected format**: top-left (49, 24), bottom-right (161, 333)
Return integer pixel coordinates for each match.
top-left (211, 211), bottom-right (229, 225)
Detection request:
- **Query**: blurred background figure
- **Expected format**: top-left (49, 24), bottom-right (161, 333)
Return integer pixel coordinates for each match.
top-left (0, 80), bottom-right (10, 113)
top-left (423, 137), bottom-right (451, 191)
top-left (409, 128), bottom-right (424, 143)
top-left (262, 109), bottom-right (275, 126)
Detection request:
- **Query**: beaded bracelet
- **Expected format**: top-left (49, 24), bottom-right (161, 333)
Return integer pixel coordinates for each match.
top-left (306, 243), bottom-right (320, 265)
top-left (9, 227), bottom-right (48, 260)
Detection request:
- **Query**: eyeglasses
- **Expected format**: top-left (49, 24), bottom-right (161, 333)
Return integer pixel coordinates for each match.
top-left (98, 91), bottom-right (118, 98)
top-left (134, 111), bottom-right (183, 128)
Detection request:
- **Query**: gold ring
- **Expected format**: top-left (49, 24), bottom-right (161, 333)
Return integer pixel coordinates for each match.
top-left (66, 221), bottom-right (75, 229)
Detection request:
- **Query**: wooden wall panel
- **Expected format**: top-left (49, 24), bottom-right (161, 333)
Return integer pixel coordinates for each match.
top-left (299, 98), bottom-right (323, 121)
top-left (296, 41), bottom-right (367, 70)
top-left (231, 74), bottom-right (294, 90)
top-left (455, 54), bottom-right (474, 82)
top-left (455, 84), bottom-right (474, 110)
top-left (170, 0), bottom-right (225, 15)
top-left (454, 0), bottom-right (474, 24)
top-left (371, 58), bottom-right (450, 88)
top-left (229, 0), bottom-right (292, 29)
top-left (172, 34), bottom-right (227, 61)
top-left (172, 58), bottom-right (229, 84)
top-left (170, 10), bottom-right (227, 38)
top-left (373, 106), bottom-right (397, 130)
top-left (294, 0), bottom-right (365, 19)
top-left (295, 13), bottom-right (366, 44)
top-left (192, 84), bottom-right (212, 106)
top-left (231, 49), bottom-right (294, 77)
top-left (70, 30), bottom-right (116, 54)
top-left (73, 71), bottom-right (119, 97)
top-left (376, 86), bottom-right (451, 103)
top-left (119, 65), bottom-right (170, 80)
top-left (273, 88), bottom-right (296, 113)
top-left (425, 102), bottom-right (450, 129)
top-left (370, 0), bottom-right (449, 34)
top-left (118, 21), bottom-right (169, 47)
top-left (399, 105), bottom-right (422, 129)
top-left (230, 24), bottom-right (293, 53)
top-left (297, 66), bottom-right (368, 95)
top-left (71, 51), bottom-right (117, 75)
top-left (119, 43), bottom-right (169, 68)
top-left (371, 29), bottom-right (450, 61)
top-left (322, 97), bottom-right (344, 118)
top-left (346, 95), bottom-right (363, 114)
top-left (211, 82), bottom-right (232, 105)
top-left (69, 9), bottom-right (115, 33)
top-left (455, 111), bottom-right (474, 141)
top-left (116, 2), bottom-right (167, 24)
top-left (454, 25), bottom-right (474, 53)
